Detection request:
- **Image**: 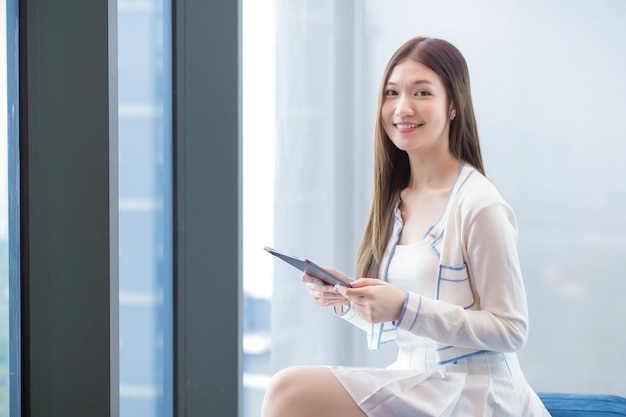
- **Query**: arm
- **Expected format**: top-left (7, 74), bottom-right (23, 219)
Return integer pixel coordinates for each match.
top-left (333, 279), bottom-right (405, 348)
top-left (395, 202), bottom-right (529, 352)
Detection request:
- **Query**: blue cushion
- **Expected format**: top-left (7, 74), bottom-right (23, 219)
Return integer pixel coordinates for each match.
top-left (538, 392), bottom-right (626, 417)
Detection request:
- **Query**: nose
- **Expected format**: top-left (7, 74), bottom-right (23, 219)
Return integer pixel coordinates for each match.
top-left (394, 94), bottom-right (414, 118)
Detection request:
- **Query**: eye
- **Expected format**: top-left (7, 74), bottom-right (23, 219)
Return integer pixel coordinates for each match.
top-left (384, 89), bottom-right (398, 96)
top-left (415, 90), bottom-right (430, 97)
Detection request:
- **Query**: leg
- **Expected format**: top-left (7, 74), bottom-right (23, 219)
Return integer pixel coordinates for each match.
top-left (261, 365), bottom-right (367, 417)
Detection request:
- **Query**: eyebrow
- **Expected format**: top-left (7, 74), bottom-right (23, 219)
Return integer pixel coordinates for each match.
top-left (386, 79), bottom-right (434, 86)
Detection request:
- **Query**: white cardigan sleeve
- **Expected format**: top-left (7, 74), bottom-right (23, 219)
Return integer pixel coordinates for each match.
top-left (394, 201), bottom-right (529, 354)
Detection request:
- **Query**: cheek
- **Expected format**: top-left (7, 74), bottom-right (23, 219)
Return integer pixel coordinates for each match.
top-left (381, 102), bottom-right (393, 118)
top-left (381, 103), bottom-right (394, 126)
top-left (422, 104), bottom-right (447, 124)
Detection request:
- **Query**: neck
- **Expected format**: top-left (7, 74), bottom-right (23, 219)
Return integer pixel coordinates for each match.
top-left (406, 150), bottom-right (460, 189)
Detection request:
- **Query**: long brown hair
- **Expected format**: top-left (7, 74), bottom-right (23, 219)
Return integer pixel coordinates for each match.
top-left (355, 37), bottom-right (484, 278)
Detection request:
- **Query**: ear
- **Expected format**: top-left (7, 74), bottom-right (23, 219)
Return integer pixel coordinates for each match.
top-left (448, 100), bottom-right (457, 121)
top-left (450, 95), bottom-right (466, 119)
top-left (449, 106), bottom-right (457, 121)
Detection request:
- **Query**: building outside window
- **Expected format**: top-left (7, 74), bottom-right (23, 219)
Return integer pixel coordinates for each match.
top-left (118, 1), bottom-right (172, 416)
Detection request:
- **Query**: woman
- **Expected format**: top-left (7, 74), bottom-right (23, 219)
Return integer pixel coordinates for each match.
top-left (262, 37), bottom-right (550, 417)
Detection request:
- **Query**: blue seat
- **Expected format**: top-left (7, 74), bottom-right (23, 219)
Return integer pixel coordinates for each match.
top-left (538, 392), bottom-right (626, 416)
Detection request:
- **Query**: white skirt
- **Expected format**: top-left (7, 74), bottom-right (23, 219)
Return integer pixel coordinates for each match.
top-left (328, 351), bottom-right (550, 417)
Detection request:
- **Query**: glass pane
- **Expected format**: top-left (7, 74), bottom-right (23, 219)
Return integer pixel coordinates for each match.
top-left (242, 0), bottom-right (276, 416)
top-left (118, 1), bottom-right (172, 416)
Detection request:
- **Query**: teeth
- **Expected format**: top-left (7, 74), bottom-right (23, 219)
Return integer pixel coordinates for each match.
top-left (397, 123), bottom-right (419, 128)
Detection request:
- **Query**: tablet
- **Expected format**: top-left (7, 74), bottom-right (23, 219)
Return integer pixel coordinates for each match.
top-left (264, 246), bottom-right (352, 287)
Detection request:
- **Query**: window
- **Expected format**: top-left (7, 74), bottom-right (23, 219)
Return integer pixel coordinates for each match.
top-left (242, 0), bottom-right (276, 415)
top-left (118, 1), bottom-right (172, 416)
top-left (3, 1), bottom-right (242, 415)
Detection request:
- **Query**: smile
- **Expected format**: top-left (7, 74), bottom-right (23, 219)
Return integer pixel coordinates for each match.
top-left (394, 122), bottom-right (422, 132)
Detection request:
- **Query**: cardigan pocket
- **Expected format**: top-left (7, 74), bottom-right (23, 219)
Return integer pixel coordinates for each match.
top-left (436, 263), bottom-right (475, 309)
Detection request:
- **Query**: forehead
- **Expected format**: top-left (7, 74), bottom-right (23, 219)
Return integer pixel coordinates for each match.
top-left (387, 59), bottom-right (443, 86)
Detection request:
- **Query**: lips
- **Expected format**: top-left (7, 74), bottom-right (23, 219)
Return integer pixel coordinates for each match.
top-left (394, 122), bottom-right (422, 132)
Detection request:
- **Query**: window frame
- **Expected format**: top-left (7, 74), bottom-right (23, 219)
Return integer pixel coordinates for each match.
top-left (16, 0), bottom-right (118, 415)
top-left (14, 0), bottom-right (241, 416)
top-left (172, 0), bottom-right (242, 415)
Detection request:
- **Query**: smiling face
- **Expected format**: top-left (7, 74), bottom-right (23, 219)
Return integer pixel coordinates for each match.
top-left (381, 59), bottom-right (455, 157)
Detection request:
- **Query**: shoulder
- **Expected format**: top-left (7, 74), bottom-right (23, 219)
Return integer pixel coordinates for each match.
top-left (451, 167), bottom-right (515, 222)
top-left (457, 169), bottom-right (502, 204)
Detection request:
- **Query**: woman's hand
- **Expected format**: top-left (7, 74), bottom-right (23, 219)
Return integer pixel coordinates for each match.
top-left (302, 266), bottom-right (350, 307)
top-left (335, 278), bottom-right (405, 323)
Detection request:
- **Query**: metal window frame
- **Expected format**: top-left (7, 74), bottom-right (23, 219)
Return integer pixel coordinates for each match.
top-left (172, 1), bottom-right (242, 416)
top-left (17, 0), bottom-right (118, 416)
top-left (15, 0), bottom-right (241, 416)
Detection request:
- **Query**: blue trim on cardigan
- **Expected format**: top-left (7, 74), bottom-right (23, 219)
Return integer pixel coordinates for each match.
top-left (407, 294), bottom-right (422, 332)
top-left (423, 162), bottom-right (466, 239)
top-left (394, 290), bottom-right (410, 327)
top-left (437, 349), bottom-right (488, 365)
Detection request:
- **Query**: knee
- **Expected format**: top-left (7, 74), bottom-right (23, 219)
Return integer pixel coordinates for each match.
top-left (261, 366), bottom-right (309, 417)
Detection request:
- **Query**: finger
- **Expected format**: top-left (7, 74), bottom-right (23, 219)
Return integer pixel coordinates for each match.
top-left (334, 284), bottom-right (349, 297)
top-left (349, 278), bottom-right (384, 287)
top-left (308, 286), bottom-right (347, 301)
top-left (328, 299), bottom-right (350, 307)
top-left (322, 266), bottom-right (350, 280)
top-left (301, 273), bottom-right (320, 284)
top-left (306, 282), bottom-right (337, 294)
top-left (338, 285), bottom-right (371, 298)
top-left (314, 295), bottom-right (347, 307)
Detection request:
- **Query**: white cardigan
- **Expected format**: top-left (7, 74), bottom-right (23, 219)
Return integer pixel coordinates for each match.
top-left (336, 164), bottom-right (529, 365)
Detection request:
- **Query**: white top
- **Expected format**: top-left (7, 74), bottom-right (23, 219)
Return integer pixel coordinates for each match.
top-left (386, 241), bottom-right (440, 372)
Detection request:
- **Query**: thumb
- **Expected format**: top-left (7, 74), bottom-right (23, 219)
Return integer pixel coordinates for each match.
top-left (350, 278), bottom-right (384, 287)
